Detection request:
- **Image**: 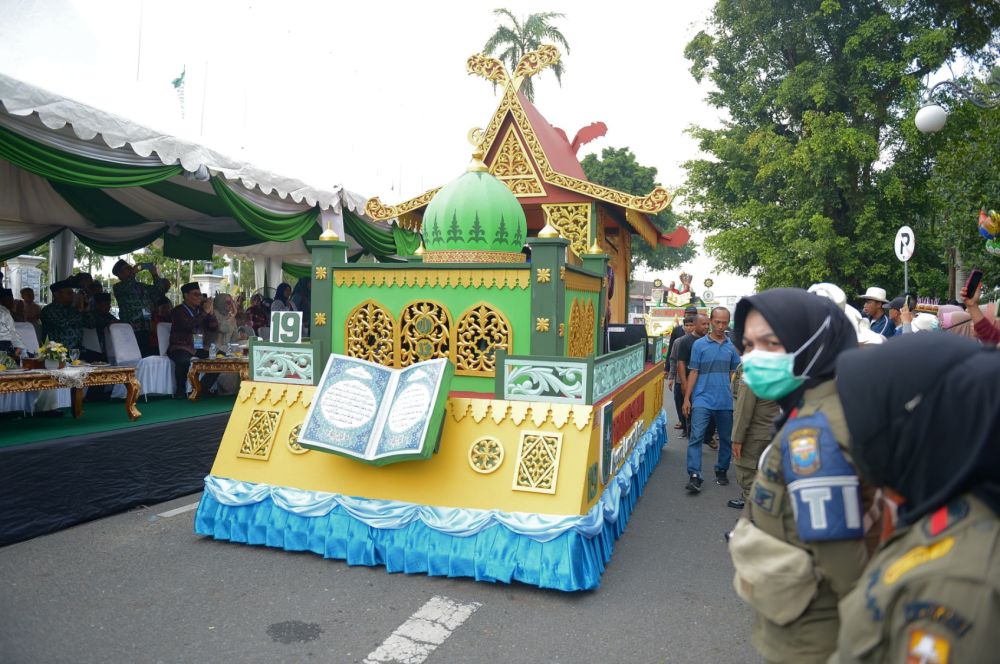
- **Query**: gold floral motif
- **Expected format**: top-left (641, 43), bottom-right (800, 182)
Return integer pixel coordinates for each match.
top-left (287, 423), bottom-right (310, 455)
top-left (567, 298), bottom-right (596, 358)
top-left (237, 409), bottom-right (282, 460)
top-left (467, 53), bottom-right (510, 84)
top-left (314, 266), bottom-right (328, 280)
top-left (398, 301), bottom-right (452, 367)
top-left (346, 300), bottom-right (397, 367)
top-left (535, 317), bottom-right (550, 333)
top-left (468, 436), bottom-right (505, 474)
top-left (455, 303), bottom-right (512, 376)
top-left (422, 250), bottom-right (526, 263)
top-left (536, 268), bottom-right (551, 283)
top-left (488, 125), bottom-right (545, 197)
top-left (512, 45), bottom-right (561, 86)
top-left (559, 266), bottom-right (566, 280)
top-left (314, 312), bottom-right (327, 326)
top-left (364, 189), bottom-right (440, 225)
top-left (512, 430), bottom-right (563, 494)
top-left (558, 323), bottom-right (565, 337)
top-left (542, 203), bottom-right (591, 257)
top-left (335, 269), bottom-right (529, 290)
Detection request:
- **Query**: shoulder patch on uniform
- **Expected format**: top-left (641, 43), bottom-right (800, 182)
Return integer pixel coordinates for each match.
top-left (752, 485), bottom-right (776, 513)
top-left (906, 628), bottom-right (950, 664)
top-left (788, 427), bottom-right (821, 475)
top-left (904, 602), bottom-right (972, 637)
top-left (864, 568), bottom-right (883, 622)
top-left (884, 537), bottom-right (955, 585)
top-left (923, 499), bottom-right (970, 538)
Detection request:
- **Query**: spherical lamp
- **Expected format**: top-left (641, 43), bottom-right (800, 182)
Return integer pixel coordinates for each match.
top-left (915, 104), bottom-right (948, 134)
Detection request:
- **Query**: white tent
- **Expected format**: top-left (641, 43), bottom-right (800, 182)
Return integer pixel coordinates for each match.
top-left (0, 72), bottom-right (415, 287)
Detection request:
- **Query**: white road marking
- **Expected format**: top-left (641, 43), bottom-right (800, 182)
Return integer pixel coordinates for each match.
top-left (363, 595), bottom-right (481, 664)
top-left (156, 502), bottom-right (199, 518)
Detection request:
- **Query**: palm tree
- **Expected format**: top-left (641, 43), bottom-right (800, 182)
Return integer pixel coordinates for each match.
top-left (483, 9), bottom-right (570, 102)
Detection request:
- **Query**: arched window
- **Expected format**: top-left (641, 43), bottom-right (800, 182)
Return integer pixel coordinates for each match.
top-left (455, 303), bottom-right (512, 376)
top-left (397, 301), bottom-right (452, 367)
top-left (345, 300), bottom-right (397, 366)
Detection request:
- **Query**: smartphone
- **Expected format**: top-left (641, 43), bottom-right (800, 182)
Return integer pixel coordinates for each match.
top-left (904, 294), bottom-right (915, 311)
top-left (965, 269), bottom-right (984, 297)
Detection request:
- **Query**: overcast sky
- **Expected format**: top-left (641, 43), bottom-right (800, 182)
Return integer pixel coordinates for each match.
top-left (0, 0), bottom-right (757, 295)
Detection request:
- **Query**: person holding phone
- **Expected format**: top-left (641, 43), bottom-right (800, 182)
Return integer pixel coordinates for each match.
top-left (960, 270), bottom-right (1000, 345)
top-left (112, 259), bottom-right (170, 357)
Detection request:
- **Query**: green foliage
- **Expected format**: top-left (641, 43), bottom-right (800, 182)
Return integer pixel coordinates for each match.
top-left (580, 147), bottom-right (695, 271)
top-left (683, 0), bottom-right (1000, 297)
top-left (483, 9), bottom-right (570, 102)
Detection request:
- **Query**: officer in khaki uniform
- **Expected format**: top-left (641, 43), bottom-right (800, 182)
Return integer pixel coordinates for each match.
top-left (729, 289), bottom-right (879, 664)
top-left (831, 333), bottom-right (1000, 663)
top-left (728, 364), bottom-right (779, 509)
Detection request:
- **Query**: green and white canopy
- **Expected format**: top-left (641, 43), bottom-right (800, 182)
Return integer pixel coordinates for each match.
top-left (0, 72), bottom-right (419, 268)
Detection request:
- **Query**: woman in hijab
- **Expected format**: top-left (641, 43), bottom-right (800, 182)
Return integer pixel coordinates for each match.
top-left (728, 288), bottom-right (877, 664)
top-left (270, 283), bottom-right (295, 312)
top-left (831, 334), bottom-right (999, 663)
top-left (212, 293), bottom-right (239, 346)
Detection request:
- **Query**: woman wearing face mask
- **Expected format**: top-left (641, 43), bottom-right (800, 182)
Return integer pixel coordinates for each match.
top-left (728, 288), bottom-right (880, 664)
top-left (830, 334), bottom-right (999, 663)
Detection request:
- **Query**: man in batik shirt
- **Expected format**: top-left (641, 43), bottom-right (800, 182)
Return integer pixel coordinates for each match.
top-left (112, 260), bottom-right (169, 357)
top-left (40, 280), bottom-right (96, 352)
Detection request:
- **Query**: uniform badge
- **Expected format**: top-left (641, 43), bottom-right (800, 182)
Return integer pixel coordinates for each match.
top-left (789, 428), bottom-right (821, 475)
top-left (906, 629), bottom-right (950, 664)
top-left (923, 499), bottom-right (969, 538)
top-left (751, 485), bottom-right (776, 513)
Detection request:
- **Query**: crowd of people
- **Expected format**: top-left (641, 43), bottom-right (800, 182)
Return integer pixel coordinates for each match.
top-left (0, 262), bottom-right (312, 406)
top-left (664, 281), bottom-right (999, 663)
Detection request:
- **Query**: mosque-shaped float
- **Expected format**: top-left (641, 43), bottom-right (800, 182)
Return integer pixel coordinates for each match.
top-left (194, 46), bottom-right (689, 591)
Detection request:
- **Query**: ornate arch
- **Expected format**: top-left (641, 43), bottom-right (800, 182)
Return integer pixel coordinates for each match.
top-left (345, 300), bottom-right (397, 367)
top-left (396, 300), bottom-right (453, 367)
top-left (455, 302), bottom-right (513, 376)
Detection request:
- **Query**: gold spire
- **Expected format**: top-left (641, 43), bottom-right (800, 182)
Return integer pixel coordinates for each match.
top-left (467, 147), bottom-right (488, 173)
top-left (587, 238), bottom-right (603, 254)
top-left (414, 239), bottom-right (426, 255)
top-left (319, 225), bottom-right (340, 241)
top-left (537, 222), bottom-right (560, 238)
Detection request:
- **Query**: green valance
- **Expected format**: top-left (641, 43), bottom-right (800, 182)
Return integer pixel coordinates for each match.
top-left (75, 227), bottom-right (166, 256)
top-left (343, 210), bottom-right (420, 258)
top-left (210, 176), bottom-right (319, 242)
top-left (392, 222), bottom-right (422, 256)
top-left (282, 263), bottom-right (312, 279)
top-left (49, 181), bottom-right (150, 227)
top-left (0, 125), bottom-right (182, 187)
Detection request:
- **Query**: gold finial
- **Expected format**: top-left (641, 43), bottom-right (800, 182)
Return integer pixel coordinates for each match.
top-left (414, 239), bottom-right (426, 256)
top-left (588, 238), bottom-right (603, 254)
top-left (319, 226), bottom-right (340, 241)
top-left (537, 222), bottom-right (560, 238)
top-left (466, 127), bottom-right (488, 172)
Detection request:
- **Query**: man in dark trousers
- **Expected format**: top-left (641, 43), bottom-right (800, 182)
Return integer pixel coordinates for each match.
top-left (168, 282), bottom-right (219, 399)
top-left (675, 313), bottom-right (710, 437)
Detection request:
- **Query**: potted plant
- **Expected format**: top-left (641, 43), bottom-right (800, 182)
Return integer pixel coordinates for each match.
top-left (39, 340), bottom-right (69, 370)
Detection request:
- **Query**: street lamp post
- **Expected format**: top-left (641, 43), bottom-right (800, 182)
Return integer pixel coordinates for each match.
top-left (915, 77), bottom-right (1000, 133)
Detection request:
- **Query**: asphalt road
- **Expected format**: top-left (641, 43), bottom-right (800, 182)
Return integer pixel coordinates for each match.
top-left (0, 401), bottom-right (757, 664)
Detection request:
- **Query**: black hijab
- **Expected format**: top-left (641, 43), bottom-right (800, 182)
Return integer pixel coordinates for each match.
top-left (275, 282), bottom-right (291, 304)
top-left (837, 334), bottom-right (1000, 525)
top-left (733, 288), bottom-right (858, 418)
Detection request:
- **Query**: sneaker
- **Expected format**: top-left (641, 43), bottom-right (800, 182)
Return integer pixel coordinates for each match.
top-left (685, 474), bottom-right (703, 494)
top-left (708, 434), bottom-right (720, 450)
top-left (716, 470), bottom-right (729, 486)
top-left (727, 498), bottom-right (745, 509)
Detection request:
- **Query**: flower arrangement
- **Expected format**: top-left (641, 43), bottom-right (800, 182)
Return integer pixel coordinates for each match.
top-left (39, 340), bottom-right (69, 362)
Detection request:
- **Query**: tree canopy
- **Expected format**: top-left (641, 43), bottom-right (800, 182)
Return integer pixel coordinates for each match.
top-left (483, 9), bottom-right (570, 102)
top-left (683, 0), bottom-right (1000, 296)
top-left (581, 147), bottom-right (695, 272)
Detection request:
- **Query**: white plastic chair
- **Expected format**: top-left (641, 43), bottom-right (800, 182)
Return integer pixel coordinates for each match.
top-left (157, 322), bottom-right (171, 356)
top-left (11, 323), bottom-right (70, 412)
top-left (107, 323), bottom-right (175, 400)
top-left (14, 323), bottom-right (38, 353)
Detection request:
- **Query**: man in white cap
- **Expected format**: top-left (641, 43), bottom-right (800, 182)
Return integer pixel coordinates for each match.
top-left (859, 286), bottom-right (895, 337)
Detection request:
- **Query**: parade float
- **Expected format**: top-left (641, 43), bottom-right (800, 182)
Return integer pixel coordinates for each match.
top-left (194, 46), bottom-right (689, 591)
top-left (643, 274), bottom-right (717, 340)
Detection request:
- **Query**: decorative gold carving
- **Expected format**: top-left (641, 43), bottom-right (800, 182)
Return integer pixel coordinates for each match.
top-left (455, 303), bottom-right (512, 377)
top-left (365, 189), bottom-right (441, 224)
top-left (314, 266), bottom-right (328, 280)
top-left (287, 423), bottom-right (310, 455)
top-left (449, 398), bottom-right (593, 431)
top-left (535, 317), bottom-right (550, 333)
top-left (468, 436), bottom-right (505, 474)
top-left (512, 430), bottom-right (563, 494)
top-left (346, 300), bottom-right (397, 367)
top-left (335, 269), bottom-right (530, 290)
top-left (512, 45), bottom-right (562, 88)
top-left (567, 298), bottom-right (596, 358)
top-left (0, 366), bottom-right (142, 421)
top-left (239, 383), bottom-right (313, 409)
top-left (541, 203), bottom-right (591, 257)
top-left (536, 268), bottom-right (551, 283)
top-left (562, 268), bottom-right (603, 293)
top-left (422, 250), bottom-right (526, 264)
top-left (467, 53), bottom-right (510, 85)
top-left (559, 266), bottom-right (566, 280)
top-left (397, 301), bottom-right (452, 367)
top-left (188, 358), bottom-right (250, 401)
top-left (558, 323), bottom-right (565, 337)
top-left (314, 312), bottom-right (327, 327)
top-left (489, 125), bottom-right (545, 197)
top-left (237, 409), bottom-right (282, 460)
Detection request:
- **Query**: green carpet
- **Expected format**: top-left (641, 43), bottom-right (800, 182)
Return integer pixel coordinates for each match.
top-left (0, 395), bottom-right (237, 448)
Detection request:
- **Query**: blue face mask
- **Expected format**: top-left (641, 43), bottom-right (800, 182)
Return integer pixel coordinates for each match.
top-left (741, 316), bottom-right (830, 400)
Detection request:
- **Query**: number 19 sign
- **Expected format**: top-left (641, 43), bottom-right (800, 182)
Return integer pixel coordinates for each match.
top-left (270, 311), bottom-right (303, 344)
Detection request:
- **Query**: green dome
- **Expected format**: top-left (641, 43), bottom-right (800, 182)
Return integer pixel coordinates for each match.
top-left (421, 169), bottom-right (527, 263)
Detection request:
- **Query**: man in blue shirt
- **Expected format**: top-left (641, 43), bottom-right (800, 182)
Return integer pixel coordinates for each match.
top-left (859, 286), bottom-right (895, 337)
top-left (682, 307), bottom-right (741, 493)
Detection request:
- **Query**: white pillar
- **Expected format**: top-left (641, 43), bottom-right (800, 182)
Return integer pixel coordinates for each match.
top-left (53, 230), bottom-right (75, 281)
top-left (254, 256), bottom-right (267, 291)
top-left (268, 257), bottom-right (284, 289)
